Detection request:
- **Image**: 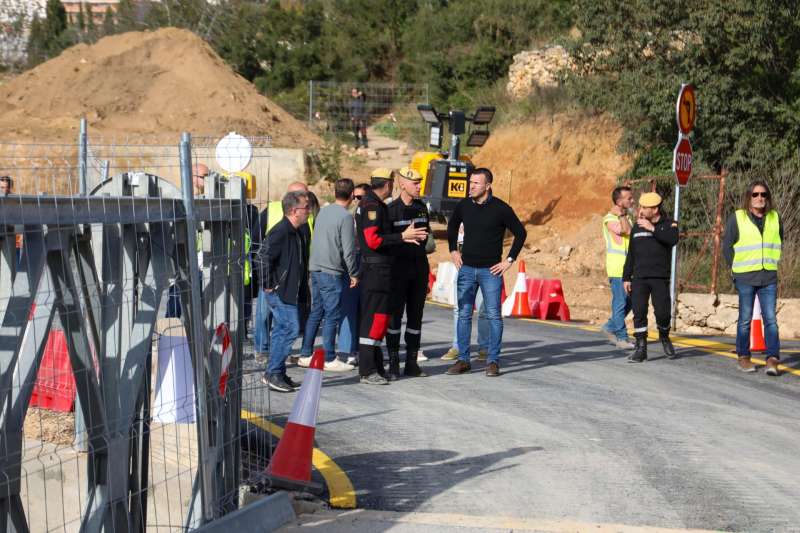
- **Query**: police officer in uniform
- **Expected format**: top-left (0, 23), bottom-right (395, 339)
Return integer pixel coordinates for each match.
top-left (356, 168), bottom-right (428, 384)
top-left (622, 192), bottom-right (679, 363)
top-left (385, 167), bottom-right (436, 379)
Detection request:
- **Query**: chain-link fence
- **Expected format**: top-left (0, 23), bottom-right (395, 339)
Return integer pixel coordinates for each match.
top-left (306, 81), bottom-right (430, 148)
top-left (0, 127), bottom-right (290, 531)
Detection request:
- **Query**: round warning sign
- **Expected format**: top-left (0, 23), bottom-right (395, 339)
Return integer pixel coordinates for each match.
top-left (215, 132), bottom-right (252, 173)
top-left (676, 84), bottom-right (697, 135)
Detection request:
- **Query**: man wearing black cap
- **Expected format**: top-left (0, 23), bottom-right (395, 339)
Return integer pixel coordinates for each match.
top-left (623, 192), bottom-right (680, 363)
top-left (356, 168), bottom-right (428, 384)
top-left (385, 167), bottom-right (436, 380)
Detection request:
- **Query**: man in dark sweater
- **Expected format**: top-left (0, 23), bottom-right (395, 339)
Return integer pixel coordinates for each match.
top-left (622, 192), bottom-right (680, 363)
top-left (446, 167), bottom-right (527, 377)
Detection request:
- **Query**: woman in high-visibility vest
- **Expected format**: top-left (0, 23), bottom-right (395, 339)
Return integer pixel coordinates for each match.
top-left (722, 180), bottom-right (783, 375)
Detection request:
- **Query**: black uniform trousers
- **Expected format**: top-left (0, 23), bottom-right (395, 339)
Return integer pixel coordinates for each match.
top-left (358, 262), bottom-right (392, 376)
top-left (631, 278), bottom-right (671, 337)
top-left (387, 258), bottom-right (429, 353)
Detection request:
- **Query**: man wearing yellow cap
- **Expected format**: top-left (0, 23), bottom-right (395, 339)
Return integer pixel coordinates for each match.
top-left (355, 168), bottom-right (428, 384)
top-left (385, 167), bottom-right (436, 379)
top-left (622, 192), bottom-right (680, 363)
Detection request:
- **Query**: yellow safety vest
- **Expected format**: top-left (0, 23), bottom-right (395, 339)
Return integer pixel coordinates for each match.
top-left (265, 199), bottom-right (314, 243)
top-left (602, 212), bottom-right (629, 277)
top-left (732, 209), bottom-right (781, 273)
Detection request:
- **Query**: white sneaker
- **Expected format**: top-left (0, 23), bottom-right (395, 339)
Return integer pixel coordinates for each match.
top-left (417, 350), bottom-right (429, 361)
top-left (297, 356), bottom-right (312, 368)
top-left (615, 339), bottom-right (636, 350)
top-left (324, 359), bottom-right (354, 372)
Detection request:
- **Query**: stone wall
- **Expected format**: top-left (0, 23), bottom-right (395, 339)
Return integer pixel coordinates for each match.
top-left (676, 292), bottom-right (800, 339)
top-left (506, 45), bottom-right (573, 100)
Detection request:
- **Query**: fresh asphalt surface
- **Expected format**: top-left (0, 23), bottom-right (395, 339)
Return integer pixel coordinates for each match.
top-left (244, 303), bottom-right (800, 532)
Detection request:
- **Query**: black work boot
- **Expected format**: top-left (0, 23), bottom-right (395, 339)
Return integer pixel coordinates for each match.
top-left (628, 335), bottom-right (647, 363)
top-left (403, 351), bottom-right (428, 377)
top-left (387, 351), bottom-right (401, 381)
top-left (659, 329), bottom-right (677, 359)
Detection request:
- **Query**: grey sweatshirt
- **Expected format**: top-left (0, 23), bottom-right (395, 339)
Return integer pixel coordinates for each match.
top-left (309, 203), bottom-right (358, 277)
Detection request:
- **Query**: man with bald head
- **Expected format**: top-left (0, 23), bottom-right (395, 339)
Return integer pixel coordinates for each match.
top-left (192, 163), bottom-right (209, 196)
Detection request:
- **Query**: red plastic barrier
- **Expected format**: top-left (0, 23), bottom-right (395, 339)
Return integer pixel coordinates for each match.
top-left (526, 278), bottom-right (544, 318)
top-left (30, 329), bottom-right (76, 412)
top-left (537, 279), bottom-right (571, 321)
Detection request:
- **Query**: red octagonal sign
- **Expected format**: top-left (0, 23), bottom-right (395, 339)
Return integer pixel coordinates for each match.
top-left (673, 137), bottom-right (692, 186)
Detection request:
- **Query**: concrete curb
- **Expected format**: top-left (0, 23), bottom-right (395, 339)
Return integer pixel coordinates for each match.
top-left (195, 491), bottom-right (296, 532)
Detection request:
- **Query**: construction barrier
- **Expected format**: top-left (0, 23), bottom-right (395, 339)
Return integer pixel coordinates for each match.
top-left (430, 261), bottom-right (458, 305)
top-left (537, 279), bottom-right (571, 321)
top-left (30, 329), bottom-right (76, 412)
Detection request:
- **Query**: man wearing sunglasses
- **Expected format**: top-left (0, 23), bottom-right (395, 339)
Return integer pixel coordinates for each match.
top-left (723, 180), bottom-right (783, 375)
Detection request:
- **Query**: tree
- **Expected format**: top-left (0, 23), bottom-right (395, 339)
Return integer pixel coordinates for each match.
top-left (102, 6), bottom-right (115, 36)
top-left (26, 0), bottom-right (72, 66)
top-left (566, 0), bottom-right (800, 175)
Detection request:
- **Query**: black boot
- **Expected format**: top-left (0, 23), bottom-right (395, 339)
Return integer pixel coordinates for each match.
top-left (387, 351), bottom-right (400, 381)
top-left (375, 346), bottom-right (387, 378)
top-left (403, 351), bottom-right (428, 377)
top-left (628, 336), bottom-right (647, 363)
top-left (659, 329), bottom-right (677, 359)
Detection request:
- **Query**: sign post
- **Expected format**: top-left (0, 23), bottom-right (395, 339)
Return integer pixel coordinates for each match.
top-left (670, 84), bottom-right (696, 327)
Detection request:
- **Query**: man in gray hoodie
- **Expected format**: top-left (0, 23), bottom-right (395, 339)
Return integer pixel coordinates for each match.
top-left (298, 178), bottom-right (360, 371)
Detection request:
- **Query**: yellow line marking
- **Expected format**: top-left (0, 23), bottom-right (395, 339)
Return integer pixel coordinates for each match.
top-left (240, 408), bottom-right (357, 509)
top-left (426, 299), bottom-right (800, 377)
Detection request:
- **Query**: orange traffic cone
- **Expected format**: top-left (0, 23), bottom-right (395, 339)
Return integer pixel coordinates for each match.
top-left (750, 294), bottom-right (766, 352)
top-left (265, 348), bottom-right (324, 490)
top-left (502, 261), bottom-right (532, 318)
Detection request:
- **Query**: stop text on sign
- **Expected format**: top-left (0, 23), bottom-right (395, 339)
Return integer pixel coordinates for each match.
top-left (672, 137), bottom-right (693, 186)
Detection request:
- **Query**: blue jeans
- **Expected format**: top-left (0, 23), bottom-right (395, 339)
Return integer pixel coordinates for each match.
top-left (603, 277), bottom-right (632, 340)
top-left (265, 292), bottom-right (300, 376)
top-left (452, 289), bottom-right (489, 350)
top-left (735, 281), bottom-right (779, 358)
top-left (253, 289), bottom-right (272, 353)
top-left (301, 272), bottom-right (346, 362)
top-left (457, 266), bottom-right (503, 363)
top-left (337, 283), bottom-right (360, 354)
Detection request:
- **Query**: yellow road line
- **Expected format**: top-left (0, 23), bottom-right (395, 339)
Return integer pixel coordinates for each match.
top-left (240, 408), bottom-right (357, 509)
top-left (426, 299), bottom-right (800, 377)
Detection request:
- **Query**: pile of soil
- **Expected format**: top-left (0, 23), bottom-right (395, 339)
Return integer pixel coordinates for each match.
top-left (0, 28), bottom-right (320, 148)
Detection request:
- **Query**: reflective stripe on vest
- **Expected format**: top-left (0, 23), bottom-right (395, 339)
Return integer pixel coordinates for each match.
top-left (602, 213), bottom-right (629, 278)
top-left (732, 209), bottom-right (781, 273)
top-left (244, 230), bottom-right (252, 286)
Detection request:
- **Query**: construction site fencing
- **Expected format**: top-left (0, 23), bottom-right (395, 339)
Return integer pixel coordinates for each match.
top-left (0, 126), bottom-right (283, 532)
top-left (306, 80), bottom-right (430, 148)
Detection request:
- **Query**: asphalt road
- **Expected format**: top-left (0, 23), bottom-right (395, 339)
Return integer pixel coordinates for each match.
top-left (246, 303), bottom-right (800, 533)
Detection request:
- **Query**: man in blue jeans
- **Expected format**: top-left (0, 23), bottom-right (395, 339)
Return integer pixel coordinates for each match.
top-left (723, 179), bottom-right (783, 375)
top-left (601, 185), bottom-right (635, 349)
top-left (446, 168), bottom-right (527, 377)
top-left (298, 178), bottom-right (359, 371)
top-left (258, 191), bottom-right (311, 393)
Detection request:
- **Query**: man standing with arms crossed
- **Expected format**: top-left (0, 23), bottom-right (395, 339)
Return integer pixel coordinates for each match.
top-left (385, 167), bottom-right (436, 380)
top-left (446, 168), bottom-right (527, 377)
top-left (356, 168), bottom-right (427, 384)
top-left (602, 185), bottom-right (635, 349)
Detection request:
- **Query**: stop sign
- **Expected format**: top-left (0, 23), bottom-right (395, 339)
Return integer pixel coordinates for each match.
top-left (673, 137), bottom-right (692, 186)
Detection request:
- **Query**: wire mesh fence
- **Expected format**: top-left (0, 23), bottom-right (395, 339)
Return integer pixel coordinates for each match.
top-left (0, 127), bottom-right (285, 532)
top-left (307, 80), bottom-right (430, 148)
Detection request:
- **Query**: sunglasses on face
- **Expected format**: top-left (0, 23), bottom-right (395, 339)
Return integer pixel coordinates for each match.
top-left (354, 195), bottom-right (363, 200)
top-left (751, 192), bottom-right (769, 198)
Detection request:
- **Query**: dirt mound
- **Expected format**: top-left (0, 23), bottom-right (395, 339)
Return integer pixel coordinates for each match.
top-left (0, 28), bottom-right (320, 147)
top-left (473, 112), bottom-right (630, 233)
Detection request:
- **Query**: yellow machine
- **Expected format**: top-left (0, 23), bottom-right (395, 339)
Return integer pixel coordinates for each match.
top-left (412, 104), bottom-right (494, 218)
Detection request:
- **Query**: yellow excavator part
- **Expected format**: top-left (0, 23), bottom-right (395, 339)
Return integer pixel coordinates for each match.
top-left (410, 151), bottom-right (472, 196)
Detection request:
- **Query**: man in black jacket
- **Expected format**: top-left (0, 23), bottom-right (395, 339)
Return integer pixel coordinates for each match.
top-left (356, 168), bottom-right (427, 385)
top-left (258, 190), bottom-right (311, 393)
top-left (622, 192), bottom-right (680, 363)
top-left (446, 167), bottom-right (527, 377)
